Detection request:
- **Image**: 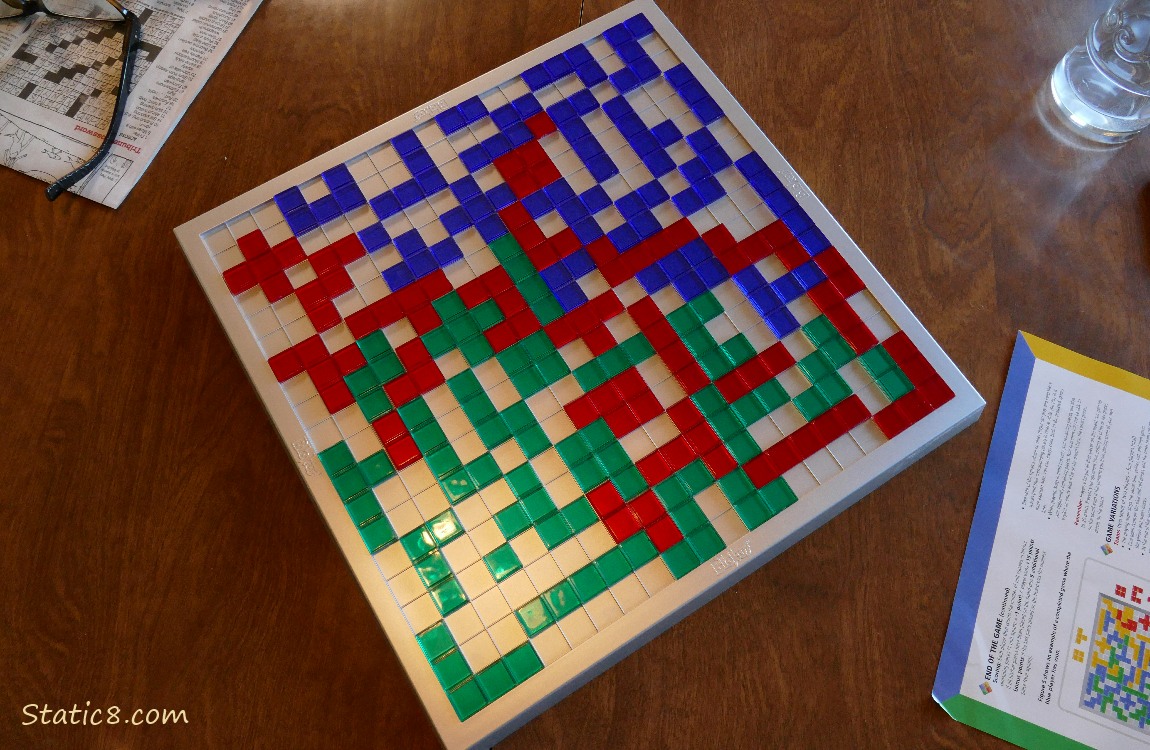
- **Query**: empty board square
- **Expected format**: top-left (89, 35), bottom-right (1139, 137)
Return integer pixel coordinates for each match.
top-left (175, 1), bottom-right (982, 747)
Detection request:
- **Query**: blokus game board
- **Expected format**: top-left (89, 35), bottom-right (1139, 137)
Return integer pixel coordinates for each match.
top-left (175, 2), bottom-right (983, 746)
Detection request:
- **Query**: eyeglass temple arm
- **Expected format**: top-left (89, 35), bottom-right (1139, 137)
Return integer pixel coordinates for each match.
top-left (45, 11), bottom-right (141, 201)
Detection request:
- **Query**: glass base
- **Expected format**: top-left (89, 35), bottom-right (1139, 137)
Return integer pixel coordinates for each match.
top-left (1048, 54), bottom-right (1146, 145)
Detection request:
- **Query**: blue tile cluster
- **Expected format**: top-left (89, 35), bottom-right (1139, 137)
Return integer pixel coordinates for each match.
top-left (731, 266), bottom-right (800, 338)
top-left (663, 62), bottom-right (723, 125)
top-left (735, 153), bottom-right (830, 255)
top-left (539, 248), bottom-right (596, 312)
top-left (601, 95), bottom-right (676, 179)
top-left (634, 236), bottom-right (729, 302)
top-left (601, 15), bottom-right (662, 95)
top-left (273, 186), bottom-right (319, 236)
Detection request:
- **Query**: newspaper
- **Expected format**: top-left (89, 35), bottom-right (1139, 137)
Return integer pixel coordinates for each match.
top-left (0, 0), bottom-right (262, 208)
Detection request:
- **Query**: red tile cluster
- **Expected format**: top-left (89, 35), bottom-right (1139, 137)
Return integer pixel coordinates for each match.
top-left (492, 130), bottom-right (561, 199)
top-left (627, 297), bottom-right (709, 395)
top-left (372, 410), bottom-right (422, 469)
top-left (871, 332), bottom-right (956, 438)
top-left (586, 483), bottom-right (682, 552)
top-left (543, 290), bottom-right (623, 356)
top-left (742, 395), bottom-right (870, 487)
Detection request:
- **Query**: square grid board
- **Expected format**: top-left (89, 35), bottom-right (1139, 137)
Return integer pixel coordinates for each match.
top-left (175, 3), bottom-right (983, 747)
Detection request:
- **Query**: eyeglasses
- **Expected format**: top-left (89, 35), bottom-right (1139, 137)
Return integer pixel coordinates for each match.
top-left (0, 1), bottom-right (140, 201)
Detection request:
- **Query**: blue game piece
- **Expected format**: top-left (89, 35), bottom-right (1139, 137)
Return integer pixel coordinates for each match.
top-left (697, 258), bottom-right (729, 287)
top-left (357, 223), bottom-right (391, 253)
top-left (543, 179), bottom-right (575, 205)
top-left (603, 23), bottom-right (633, 50)
top-left (673, 271), bottom-right (707, 300)
top-left (464, 194), bottom-right (495, 221)
top-left (322, 164), bottom-right (354, 190)
top-left (410, 250), bottom-right (438, 278)
top-left (603, 96), bottom-right (631, 123)
top-left (679, 157), bottom-right (711, 184)
top-left (491, 104), bottom-right (520, 129)
top-left (487, 184), bottom-right (516, 210)
top-left (458, 96), bottom-right (488, 124)
top-left (792, 259), bottom-right (826, 291)
top-left (334, 183), bottom-right (367, 212)
top-left (576, 60), bottom-right (608, 87)
top-left (579, 186), bottom-right (611, 214)
top-left (700, 144), bottom-right (732, 172)
top-left (546, 99), bottom-right (578, 124)
top-left (617, 113), bottom-right (646, 138)
top-left (695, 175), bottom-right (725, 205)
top-left (543, 53), bottom-right (574, 81)
top-left (440, 205), bottom-right (473, 235)
top-left (686, 128), bottom-right (718, 152)
top-left (609, 67), bottom-right (641, 94)
top-left (628, 130), bottom-right (660, 156)
top-left (483, 133), bottom-right (512, 159)
top-left (771, 272), bottom-right (805, 303)
top-left (558, 116), bottom-right (592, 143)
top-left (522, 190), bottom-right (554, 218)
top-left (430, 237), bottom-right (463, 265)
top-left (274, 186), bottom-right (307, 214)
top-left (765, 307), bottom-right (800, 338)
top-left (395, 228), bottom-right (427, 259)
top-left (394, 179), bottom-right (425, 208)
top-left (569, 89), bottom-right (599, 116)
top-left (540, 262), bottom-right (573, 292)
top-left (565, 248), bottom-right (594, 277)
top-left (284, 206), bottom-right (318, 236)
top-left (403, 149), bottom-right (435, 175)
top-left (369, 190), bottom-right (402, 221)
top-left (310, 194), bottom-right (341, 225)
top-left (671, 187), bottom-right (704, 216)
top-left (587, 153), bottom-right (619, 182)
top-left (763, 189), bottom-right (799, 216)
top-left (607, 223), bottom-right (641, 251)
top-left (563, 43), bottom-right (594, 67)
top-left (733, 267), bottom-right (767, 294)
top-left (735, 152), bottom-right (770, 179)
top-left (522, 64), bottom-right (552, 91)
top-left (652, 120), bottom-right (682, 147)
top-left (643, 149), bottom-right (677, 178)
top-left (680, 79), bottom-right (708, 104)
top-left (623, 13), bottom-right (655, 38)
top-left (615, 192), bottom-right (647, 220)
top-left (750, 286), bottom-right (784, 316)
top-left (415, 168), bottom-right (448, 197)
top-left (555, 282), bottom-right (589, 312)
top-left (459, 144), bottom-right (490, 172)
top-left (797, 227), bottom-right (831, 255)
top-left (506, 123), bottom-right (534, 147)
top-left (616, 40), bottom-right (646, 64)
top-left (450, 176), bottom-right (481, 202)
top-left (631, 56), bottom-right (661, 84)
top-left (382, 262), bottom-right (415, 290)
top-left (636, 263), bottom-right (671, 293)
top-left (659, 249), bottom-right (690, 278)
top-left (511, 93), bottom-right (543, 118)
top-left (693, 96), bottom-right (724, 124)
top-left (392, 130), bottom-right (422, 155)
top-left (782, 207), bottom-right (814, 234)
top-left (664, 63), bottom-right (695, 89)
top-left (476, 214), bottom-right (509, 243)
top-left (681, 238), bottom-right (710, 265)
top-left (572, 218), bottom-right (604, 245)
top-left (637, 180), bottom-right (669, 208)
top-left (435, 107), bottom-right (467, 135)
top-left (557, 198), bottom-right (589, 225)
top-left (571, 134), bottom-right (603, 161)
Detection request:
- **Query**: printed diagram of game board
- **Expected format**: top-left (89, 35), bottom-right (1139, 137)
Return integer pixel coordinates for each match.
top-left (1073, 589), bottom-right (1150, 734)
top-left (0, 4), bottom-right (176, 131)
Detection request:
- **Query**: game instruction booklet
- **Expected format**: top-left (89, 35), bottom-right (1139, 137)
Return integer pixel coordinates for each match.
top-left (935, 332), bottom-right (1150, 749)
top-left (0, 0), bottom-right (261, 207)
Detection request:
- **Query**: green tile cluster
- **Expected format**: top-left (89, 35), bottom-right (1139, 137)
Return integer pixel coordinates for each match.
top-left (488, 234), bottom-right (565, 325)
top-left (400, 509), bottom-right (469, 616)
top-left (398, 396), bottom-right (475, 503)
top-left (666, 291), bottom-right (756, 380)
top-left (652, 459), bottom-right (727, 578)
top-left (556, 418), bottom-right (646, 499)
top-left (857, 343), bottom-right (914, 402)
top-left (317, 440), bottom-right (396, 553)
top-left (790, 315), bottom-right (863, 421)
top-left (344, 331), bottom-right (405, 422)
top-left (495, 330), bottom-right (570, 398)
top-left (690, 385), bottom-right (762, 464)
top-left (717, 469), bottom-right (797, 530)
top-left (423, 290), bottom-right (501, 366)
top-left (491, 463), bottom-right (596, 549)
top-left (572, 333), bottom-right (656, 391)
top-left (515, 578), bottom-right (581, 636)
top-left (446, 370), bottom-right (551, 459)
top-left (416, 619), bottom-right (543, 720)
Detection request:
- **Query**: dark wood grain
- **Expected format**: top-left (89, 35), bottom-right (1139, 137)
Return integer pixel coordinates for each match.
top-left (2, 0), bottom-right (1147, 747)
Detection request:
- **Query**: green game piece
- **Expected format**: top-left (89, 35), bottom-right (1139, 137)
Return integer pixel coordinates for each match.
top-left (429, 577), bottom-right (468, 615)
top-left (556, 433), bottom-right (591, 467)
top-left (399, 398), bottom-right (435, 429)
top-left (661, 540), bottom-right (702, 579)
top-left (401, 527), bottom-right (436, 562)
top-left (357, 387), bottom-right (393, 422)
top-left (412, 421), bottom-right (449, 453)
top-left (722, 335), bottom-right (757, 369)
top-left (760, 477), bottom-right (798, 514)
top-left (653, 475), bottom-right (691, 509)
top-left (727, 432), bottom-right (762, 464)
top-left (613, 466), bottom-right (647, 501)
top-left (370, 352), bottom-right (404, 383)
top-left (797, 350), bottom-right (835, 384)
top-left (358, 451), bottom-right (394, 486)
top-left (691, 385), bottom-right (727, 418)
top-left (461, 393), bottom-right (498, 426)
top-left (668, 500), bottom-right (708, 535)
top-left (621, 333), bottom-right (655, 365)
top-left (815, 372), bottom-right (853, 405)
top-left (718, 470), bottom-right (756, 504)
top-left (599, 346), bottom-right (630, 380)
top-left (416, 549), bottom-right (452, 588)
top-left (682, 328), bottom-right (717, 360)
top-left (535, 511), bottom-right (573, 548)
top-left (332, 467), bottom-right (369, 502)
top-left (570, 457), bottom-right (608, 491)
top-left (318, 441), bottom-right (355, 477)
top-left (424, 443), bottom-right (461, 478)
top-left (858, 345), bottom-right (894, 378)
top-left (488, 234), bottom-right (523, 263)
top-left (598, 443), bottom-right (631, 475)
top-left (432, 648), bottom-right (471, 690)
top-left (620, 532), bottom-right (658, 568)
top-left (506, 464), bottom-right (542, 499)
top-left (452, 316), bottom-right (481, 342)
top-left (678, 459), bottom-right (714, 494)
top-left (573, 358), bottom-right (608, 391)
top-left (427, 509), bottom-right (463, 546)
top-left (440, 467), bottom-right (476, 503)
top-left (537, 352), bottom-right (570, 385)
top-left (448, 677), bottom-right (487, 720)
top-left (582, 420), bottom-right (614, 450)
top-left (733, 495), bottom-right (772, 530)
top-left (569, 564), bottom-right (607, 601)
top-left (667, 305), bottom-right (700, 336)
top-left (459, 335), bottom-right (495, 366)
top-left (471, 300), bottom-right (503, 330)
top-left (521, 489), bottom-right (557, 522)
top-left (494, 502), bottom-right (531, 539)
top-left (423, 327), bottom-right (456, 358)
top-left (497, 345), bottom-right (532, 376)
top-left (801, 315), bottom-right (839, 348)
top-left (504, 643), bottom-right (544, 683)
top-left (515, 598), bottom-right (553, 636)
top-left (690, 291), bottom-right (723, 321)
top-left (731, 392), bottom-right (767, 427)
top-left (697, 348), bottom-right (731, 380)
top-left (755, 379), bottom-right (791, 412)
top-left (821, 337), bottom-right (857, 369)
top-left (476, 414), bottom-right (513, 449)
top-left (501, 401), bottom-right (535, 434)
top-left (793, 387), bottom-right (831, 421)
top-left (876, 368), bottom-right (914, 401)
top-left (466, 454), bottom-right (502, 490)
top-left (595, 547), bottom-right (632, 586)
top-left (687, 524), bottom-right (726, 561)
top-left (448, 370), bottom-right (482, 400)
top-left (432, 291), bottom-right (468, 321)
top-left (417, 622), bottom-right (455, 661)
top-left (542, 580), bottom-right (580, 620)
top-left (483, 544), bottom-right (522, 582)
top-left (476, 661), bottom-right (516, 702)
top-left (346, 493), bottom-right (383, 527)
top-left (359, 516), bottom-right (396, 553)
top-left (521, 330), bottom-right (556, 357)
top-left (562, 497), bottom-right (598, 532)
top-left (357, 330), bottom-right (393, 362)
top-left (709, 409), bottom-right (743, 441)
top-left (510, 368), bottom-right (547, 398)
top-left (344, 366), bottom-right (381, 398)
top-left (515, 424), bottom-right (551, 458)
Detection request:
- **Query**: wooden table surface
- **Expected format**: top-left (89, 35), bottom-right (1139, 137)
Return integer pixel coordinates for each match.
top-left (3, 0), bottom-right (1148, 748)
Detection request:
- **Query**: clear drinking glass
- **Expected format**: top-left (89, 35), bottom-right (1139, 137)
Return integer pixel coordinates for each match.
top-left (1048, 0), bottom-right (1150, 144)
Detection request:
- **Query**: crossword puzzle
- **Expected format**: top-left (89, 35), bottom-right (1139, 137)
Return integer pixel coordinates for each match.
top-left (177, 3), bottom-right (980, 746)
top-left (1075, 593), bottom-right (1150, 732)
top-left (0, 5), bottom-right (174, 129)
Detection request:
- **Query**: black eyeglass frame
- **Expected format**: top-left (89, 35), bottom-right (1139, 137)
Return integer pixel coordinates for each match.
top-left (2, 1), bottom-right (141, 200)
